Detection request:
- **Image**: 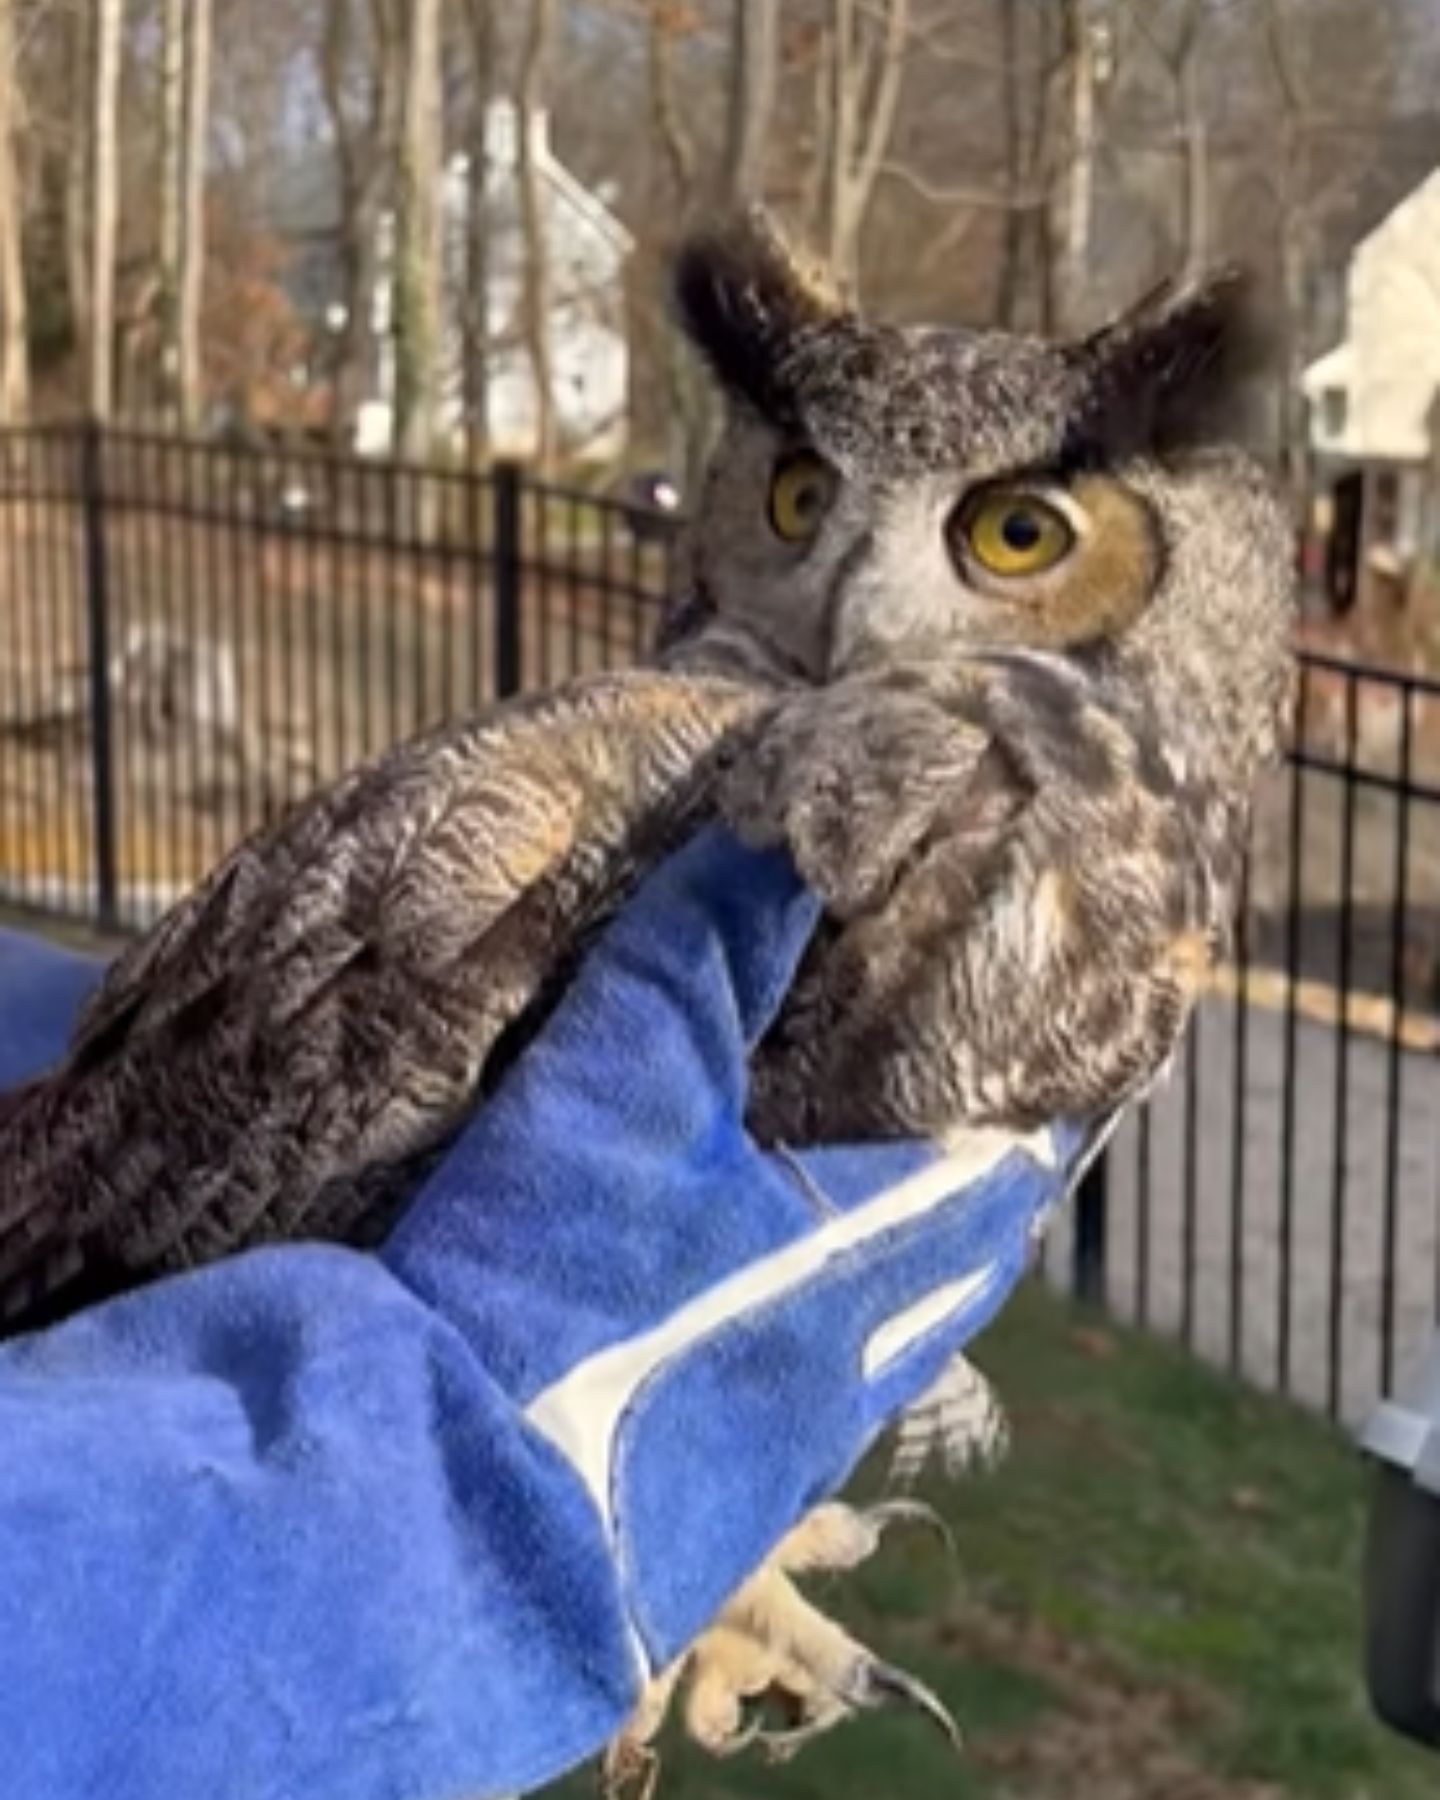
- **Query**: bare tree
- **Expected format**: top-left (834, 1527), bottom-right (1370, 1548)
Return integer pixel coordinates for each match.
top-left (516, 0), bottom-right (556, 467)
top-left (392, 0), bottom-right (443, 463)
top-left (64, 4), bottom-right (92, 374)
top-left (88, 0), bottom-right (123, 419)
top-left (649, 0), bottom-right (697, 203)
top-left (460, 0), bottom-right (495, 462)
top-left (319, 0), bottom-right (403, 448)
top-left (993, 0), bottom-right (1023, 325)
top-left (722, 0), bottom-right (776, 205)
top-left (1123, 0), bottom-right (1210, 280)
top-left (1172, 6), bottom-right (1208, 281)
top-left (0, 0), bottom-right (27, 423)
top-left (158, 0), bottom-right (185, 419)
top-left (1058, 0), bottom-right (1096, 326)
top-left (818, 0), bottom-right (910, 297)
top-left (645, 0), bottom-right (718, 491)
top-left (177, 0), bottom-right (214, 430)
top-left (1263, 0), bottom-right (1321, 510)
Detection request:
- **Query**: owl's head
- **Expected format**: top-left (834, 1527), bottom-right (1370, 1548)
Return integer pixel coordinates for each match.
top-left (667, 209), bottom-right (1295, 778)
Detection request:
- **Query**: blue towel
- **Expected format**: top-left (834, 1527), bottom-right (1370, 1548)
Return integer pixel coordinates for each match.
top-left (0, 925), bottom-right (109, 1087)
top-left (0, 831), bottom-right (1083, 1800)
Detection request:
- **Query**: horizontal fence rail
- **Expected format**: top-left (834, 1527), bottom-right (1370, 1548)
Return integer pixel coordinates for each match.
top-left (0, 423), bottom-right (1435, 1424)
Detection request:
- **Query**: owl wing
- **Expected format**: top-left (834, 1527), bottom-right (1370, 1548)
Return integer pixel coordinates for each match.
top-left (0, 670), bottom-right (761, 1330)
top-left (747, 653), bottom-right (1218, 1146)
top-left (721, 667), bottom-right (1023, 922)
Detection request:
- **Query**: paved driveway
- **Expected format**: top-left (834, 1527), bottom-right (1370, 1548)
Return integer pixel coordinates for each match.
top-left (1075, 991), bottom-right (1439, 1425)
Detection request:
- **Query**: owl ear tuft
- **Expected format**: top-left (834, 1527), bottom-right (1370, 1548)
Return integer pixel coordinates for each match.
top-left (1076, 265), bottom-right (1273, 453)
top-left (671, 207), bottom-right (842, 421)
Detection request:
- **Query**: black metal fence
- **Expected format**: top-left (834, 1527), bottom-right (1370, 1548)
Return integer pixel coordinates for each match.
top-left (1069, 652), bottom-right (1440, 1422)
top-left (0, 424), bottom-right (674, 931)
top-left (0, 425), bottom-right (1436, 1424)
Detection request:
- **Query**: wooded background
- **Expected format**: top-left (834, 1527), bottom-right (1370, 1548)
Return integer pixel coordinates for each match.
top-left (4, 0), bottom-right (1440, 487)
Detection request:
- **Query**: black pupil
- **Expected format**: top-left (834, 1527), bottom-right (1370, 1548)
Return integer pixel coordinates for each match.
top-left (1001, 509), bottom-right (1043, 552)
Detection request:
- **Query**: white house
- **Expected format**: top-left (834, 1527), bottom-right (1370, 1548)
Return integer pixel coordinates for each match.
top-left (1302, 166), bottom-right (1440, 587)
top-left (1304, 166), bottom-right (1440, 469)
top-left (355, 101), bottom-right (632, 459)
top-left (275, 100), bottom-right (632, 461)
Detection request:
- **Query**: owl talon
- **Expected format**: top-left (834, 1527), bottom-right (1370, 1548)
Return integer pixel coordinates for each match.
top-left (769, 1497), bottom-right (952, 1574)
top-left (858, 1657), bottom-right (963, 1749)
top-left (859, 1498), bottom-right (956, 1557)
top-left (600, 1733), bottom-right (661, 1800)
top-left (752, 1650), bottom-right (962, 1762)
top-left (601, 1501), bottom-right (961, 1785)
top-left (753, 1696), bottom-right (851, 1762)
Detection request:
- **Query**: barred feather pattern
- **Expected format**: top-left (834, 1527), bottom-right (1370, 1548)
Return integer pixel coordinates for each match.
top-left (0, 217), bottom-right (1296, 1339)
top-left (888, 1355), bottom-right (1012, 1489)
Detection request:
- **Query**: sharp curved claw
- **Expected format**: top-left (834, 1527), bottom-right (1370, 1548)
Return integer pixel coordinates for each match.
top-left (864, 1498), bottom-right (957, 1557)
top-left (754, 1705), bottom-right (849, 1764)
top-left (600, 1739), bottom-right (660, 1800)
top-left (710, 1715), bottom-right (766, 1761)
top-left (855, 1659), bottom-right (963, 1751)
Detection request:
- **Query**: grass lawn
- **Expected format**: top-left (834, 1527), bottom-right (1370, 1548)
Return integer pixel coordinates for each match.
top-left (544, 1282), bottom-right (1435, 1800)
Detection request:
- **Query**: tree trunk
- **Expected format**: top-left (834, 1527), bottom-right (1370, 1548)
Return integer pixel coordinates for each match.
top-left (821, 0), bottom-right (857, 283)
top-left (177, 0), bottom-right (213, 432)
top-left (0, 0), bottom-right (28, 423)
top-left (994, 0), bottom-right (1023, 328)
top-left (1059, 0), bottom-right (1094, 332)
top-left (1178, 56), bottom-right (1208, 281)
top-left (820, 0), bottom-right (908, 300)
top-left (462, 0), bottom-right (494, 465)
top-left (158, 0), bottom-right (185, 420)
top-left (65, 4), bottom-right (90, 377)
top-left (722, 0), bottom-right (777, 206)
top-left (516, 0), bottom-right (556, 469)
top-left (88, 0), bottom-right (122, 420)
top-left (392, 0), bottom-right (443, 464)
top-left (648, 1), bottom-right (711, 495)
top-left (1264, 0), bottom-right (1313, 515)
top-left (319, 0), bottom-right (391, 449)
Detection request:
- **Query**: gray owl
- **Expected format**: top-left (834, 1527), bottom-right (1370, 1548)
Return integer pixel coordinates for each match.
top-left (0, 211), bottom-right (1294, 1778)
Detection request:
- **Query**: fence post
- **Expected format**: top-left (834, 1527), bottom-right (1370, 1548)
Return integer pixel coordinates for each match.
top-left (492, 460), bottom-right (523, 699)
top-left (1072, 1149), bottom-right (1109, 1307)
top-left (79, 420), bottom-right (119, 934)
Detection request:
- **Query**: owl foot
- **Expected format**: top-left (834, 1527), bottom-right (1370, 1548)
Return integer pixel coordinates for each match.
top-left (601, 1501), bottom-right (960, 1795)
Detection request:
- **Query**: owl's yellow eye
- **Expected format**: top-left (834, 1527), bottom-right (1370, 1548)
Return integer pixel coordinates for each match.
top-left (954, 488), bottom-right (1075, 578)
top-left (768, 450), bottom-right (838, 543)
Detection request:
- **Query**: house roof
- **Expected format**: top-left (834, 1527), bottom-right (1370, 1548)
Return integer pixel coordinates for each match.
top-left (1302, 341), bottom-right (1353, 398)
top-left (263, 101), bottom-right (632, 256)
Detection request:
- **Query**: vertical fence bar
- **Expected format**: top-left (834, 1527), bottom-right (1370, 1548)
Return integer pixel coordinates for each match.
top-left (466, 465), bottom-right (486, 707)
top-left (1277, 662), bottom-right (1310, 1396)
top-left (1327, 671), bottom-right (1359, 1417)
top-left (1073, 1152), bottom-right (1108, 1306)
top-left (331, 458), bottom-right (350, 774)
top-left (0, 439), bottom-right (21, 899)
top-left (79, 421), bottom-right (118, 932)
top-left (1181, 1013), bottom-right (1201, 1348)
top-left (20, 435), bottom-right (52, 905)
top-left (1228, 855), bottom-right (1252, 1375)
top-left (1135, 1105), bottom-right (1152, 1326)
top-left (41, 440), bottom-right (76, 904)
top-left (1385, 688), bottom-right (1414, 1398)
top-left (492, 461), bottom-right (522, 699)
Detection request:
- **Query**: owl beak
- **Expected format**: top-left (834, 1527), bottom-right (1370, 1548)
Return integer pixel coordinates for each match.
top-left (821, 534), bottom-right (884, 680)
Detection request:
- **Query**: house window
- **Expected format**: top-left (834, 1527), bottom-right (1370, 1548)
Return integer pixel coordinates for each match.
top-left (1321, 385), bottom-right (1348, 439)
